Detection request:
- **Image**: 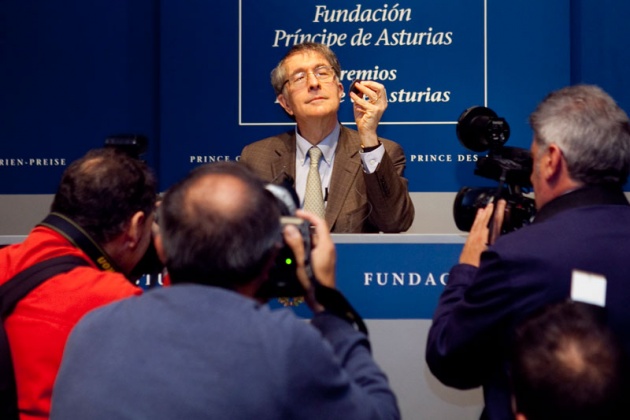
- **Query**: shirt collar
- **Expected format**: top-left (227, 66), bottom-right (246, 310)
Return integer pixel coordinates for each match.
top-left (296, 123), bottom-right (340, 167)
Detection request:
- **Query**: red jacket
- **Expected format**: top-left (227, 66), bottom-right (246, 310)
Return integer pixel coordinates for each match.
top-left (0, 226), bottom-right (142, 420)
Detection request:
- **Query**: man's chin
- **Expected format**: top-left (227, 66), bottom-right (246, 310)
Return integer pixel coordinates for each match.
top-left (303, 102), bottom-right (339, 116)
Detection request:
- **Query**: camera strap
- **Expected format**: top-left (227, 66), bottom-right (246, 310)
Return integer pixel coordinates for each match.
top-left (38, 213), bottom-right (121, 273)
top-left (314, 283), bottom-right (368, 336)
top-left (0, 255), bottom-right (91, 420)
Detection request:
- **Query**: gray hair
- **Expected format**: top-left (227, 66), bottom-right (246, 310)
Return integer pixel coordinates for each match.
top-left (270, 42), bottom-right (342, 96)
top-left (529, 84), bottom-right (630, 186)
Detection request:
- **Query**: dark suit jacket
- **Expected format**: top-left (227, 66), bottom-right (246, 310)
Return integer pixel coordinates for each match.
top-left (240, 125), bottom-right (414, 233)
top-left (426, 186), bottom-right (630, 420)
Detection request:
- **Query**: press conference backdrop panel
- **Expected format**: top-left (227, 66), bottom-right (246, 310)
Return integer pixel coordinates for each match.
top-left (1, 0), bottom-right (569, 195)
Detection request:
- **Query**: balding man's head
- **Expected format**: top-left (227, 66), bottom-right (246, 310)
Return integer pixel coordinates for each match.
top-left (159, 162), bottom-right (282, 288)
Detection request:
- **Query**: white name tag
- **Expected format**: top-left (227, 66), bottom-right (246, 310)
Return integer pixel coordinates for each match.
top-left (570, 270), bottom-right (607, 307)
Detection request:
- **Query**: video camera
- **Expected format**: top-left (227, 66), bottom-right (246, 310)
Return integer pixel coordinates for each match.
top-left (453, 106), bottom-right (536, 234)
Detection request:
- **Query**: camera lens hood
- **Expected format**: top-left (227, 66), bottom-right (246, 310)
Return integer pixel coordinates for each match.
top-left (456, 106), bottom-right (510, 152)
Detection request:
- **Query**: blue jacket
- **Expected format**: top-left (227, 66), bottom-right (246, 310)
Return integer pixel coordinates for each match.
top-left (426, 185), bottom-right (630, 420)
top-left (51, 284), bottom-right (400, 420)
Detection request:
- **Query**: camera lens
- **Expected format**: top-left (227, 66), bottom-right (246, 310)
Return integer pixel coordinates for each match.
top-left (453, 187), bottom-right (495, 231)
top-left (453, 187), bottom-right (536, 233)
top-left (456, 106), bottom-right (510, 152)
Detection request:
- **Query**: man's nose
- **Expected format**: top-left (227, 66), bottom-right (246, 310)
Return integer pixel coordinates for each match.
top-left (306, 72), bottom-right (320, 89)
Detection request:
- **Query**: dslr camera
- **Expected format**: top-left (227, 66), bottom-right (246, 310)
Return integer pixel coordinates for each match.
top-left (453, 106), bottom-right (536, 234)
top-left (258, 182), bottom-right (313, 298)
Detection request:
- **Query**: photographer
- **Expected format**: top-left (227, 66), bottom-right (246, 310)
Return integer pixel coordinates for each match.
top-left (0, 147), bottom-right (157, 419)
top-left (426, 84), bottom-right (630, 419)
top-left (51, 162), bottom-right (400, 420)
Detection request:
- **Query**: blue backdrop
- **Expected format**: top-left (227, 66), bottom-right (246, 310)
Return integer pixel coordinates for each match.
top-left (1, 1), bottom-right (628, 194)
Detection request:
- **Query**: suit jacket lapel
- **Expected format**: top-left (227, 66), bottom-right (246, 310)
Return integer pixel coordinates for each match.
top-left (270, 132), bottom-right (297, 186)
top-left (325, 126), bottom-right (361, 228)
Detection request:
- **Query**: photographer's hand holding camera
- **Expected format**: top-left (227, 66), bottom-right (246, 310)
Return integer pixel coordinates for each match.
top-left (458, 199), bottom-right (507, 267)
top-left (426, 85), bottom-right (630, 420)
top-left (282, 209), bottom-right (336, 313)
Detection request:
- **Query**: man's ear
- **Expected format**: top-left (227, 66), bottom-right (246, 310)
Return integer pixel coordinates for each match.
top-left (126, 211), bottom-right (147, 249)
top-left (277, 93), bottom-right (294, 116)
top-left (542, 144), bottom-right (564, 180)
top-left (337, 80), bottom-right (344, 100)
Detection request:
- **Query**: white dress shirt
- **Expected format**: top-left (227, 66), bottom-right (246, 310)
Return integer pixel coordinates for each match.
top-left (294, 123), bottom-right (384, 207)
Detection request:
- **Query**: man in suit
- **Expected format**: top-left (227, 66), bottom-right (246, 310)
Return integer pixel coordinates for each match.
top-left (240, 42), bottom-right (414, 233)
top-left (425, 84), bottom-right (630, 419)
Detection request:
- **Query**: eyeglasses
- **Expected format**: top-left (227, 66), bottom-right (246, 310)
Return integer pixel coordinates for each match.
top-left (282, 66), bottom-right (336, 90)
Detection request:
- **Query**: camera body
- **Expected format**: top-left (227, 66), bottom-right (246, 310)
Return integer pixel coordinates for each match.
top-left (105, 134), bottom-right (148, 160)
top-left (453, 106), bottom-right (536, 234)
top-left (264, 216), bottom-right (312, 297)
top-left (454, 186), bottom-right (536, 233)
top-left (258, 183), bottom-right (313, 298)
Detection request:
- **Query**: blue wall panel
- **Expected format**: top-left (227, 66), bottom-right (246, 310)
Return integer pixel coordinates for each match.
top-left (0, 1), bottom-right (158, 193)
top-left (2, 0), bottom-right (628, 194)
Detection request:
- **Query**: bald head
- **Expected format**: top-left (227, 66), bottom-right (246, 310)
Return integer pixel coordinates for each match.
top-left (183, 174), bottom-right (252, 228)
top-left (159, 162), bottom-right (282, 288)
top-left (511, 301), bottom-right (626, 420)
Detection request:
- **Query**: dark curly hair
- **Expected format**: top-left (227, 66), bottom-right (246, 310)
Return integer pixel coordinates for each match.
top-left (51, 148), bottom-right (157, 246)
